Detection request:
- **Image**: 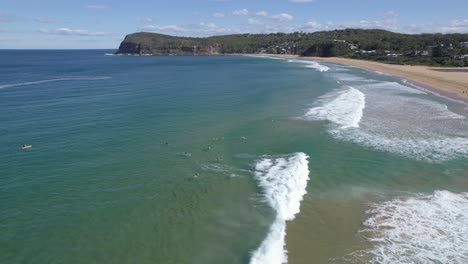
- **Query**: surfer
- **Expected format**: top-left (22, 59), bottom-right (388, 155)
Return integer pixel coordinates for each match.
top-left (21, 144), bottom-right (32, 150)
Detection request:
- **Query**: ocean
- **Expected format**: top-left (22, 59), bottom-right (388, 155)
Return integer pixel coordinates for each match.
top-left (1, 50), bottom-right (468, 264)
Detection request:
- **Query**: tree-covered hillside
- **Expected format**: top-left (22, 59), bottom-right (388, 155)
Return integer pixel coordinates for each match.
top-left (116, 29), bottom-right (468, 66)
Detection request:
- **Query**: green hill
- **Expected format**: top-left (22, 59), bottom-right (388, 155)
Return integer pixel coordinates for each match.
top-left (116, 29), bottom-right (468, 66)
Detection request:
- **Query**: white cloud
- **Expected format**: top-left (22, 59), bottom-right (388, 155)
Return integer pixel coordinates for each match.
top-left (213, 12), bottom-right (226, 18)
top-left (405, 20), bottom-right (468, 34)
top-left (39, 28), bottom-right (112, 36)
top-left (140, 24), bottom-right (187, 32)
top-left (270, 13), bottom-right (294, 22)
top-left (247, 18), bottom-right (262, 25)
top-left (137, 10), bottom-right (468, 38)
top-left (304, 21), bottom-right (322, 30)
top-left (232, 9), bottom-right (249, 16)
top-left (439, 19), bottom-right (468, 33)
top-left (197, 22), bottom-right (218, 30)
top-left (85, 5), bottom-right (110, 10)
top-left (137, 17), bottom-right (153, 23)
top-left (289, 0), bottom-right (315, 2)
top-left (384, 11), bottom-right (399, 19)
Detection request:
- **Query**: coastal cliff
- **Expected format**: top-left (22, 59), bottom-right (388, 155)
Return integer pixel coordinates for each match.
top-left (117, 32), bottom-right (222, 55)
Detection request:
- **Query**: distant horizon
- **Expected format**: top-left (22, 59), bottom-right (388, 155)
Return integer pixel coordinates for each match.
top-left (1, 0), bottom-right (467, 49)
top-left (4, 27), bottom-right (468, 51)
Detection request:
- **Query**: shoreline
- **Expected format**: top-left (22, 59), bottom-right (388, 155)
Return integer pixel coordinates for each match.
top-left (307, 57), bottom-right (468, 106)
top-left (244, 54), bottom-right (468, 107)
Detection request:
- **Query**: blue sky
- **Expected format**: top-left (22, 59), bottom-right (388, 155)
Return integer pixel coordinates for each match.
top-left (1, 0), bottom-right (468, 49)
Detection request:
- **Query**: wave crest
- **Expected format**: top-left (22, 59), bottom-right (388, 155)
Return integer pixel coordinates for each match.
top-left (357, 191), bottom-right (468, 263)
top-left (304, 87), bottom-right (366, 129)
top-left (0, 77), bottom-right (111, 89)
top-left (287, 59), bottom-right (330, 72)
top-left (250, 153), bottom-right (310, 264)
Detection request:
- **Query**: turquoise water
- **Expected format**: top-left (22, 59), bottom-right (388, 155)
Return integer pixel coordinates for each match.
top-left (1, 51), bottom-right (468, 264)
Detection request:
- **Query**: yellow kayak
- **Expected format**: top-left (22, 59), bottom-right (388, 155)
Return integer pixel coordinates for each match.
top-left (21, 145), bottom-right (32, 150)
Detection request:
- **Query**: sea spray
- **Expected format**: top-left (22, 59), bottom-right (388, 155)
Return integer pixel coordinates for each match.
top-left (357, 191), bottom-right (468, 263)
top-left (250, 153), bottom-right (310, 264)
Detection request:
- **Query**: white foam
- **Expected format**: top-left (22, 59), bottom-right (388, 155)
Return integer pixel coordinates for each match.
top-left (0, 77), bottom-right (111, 89)
top-left (359, 191), bottom-right (468, 263)
top-left (330, 73), bottom-right (371, 82)
top-left (304, 81), bottom-right (468, 162)
top-left (333, 130), bottom-right (468, 162)
top-left (305, 63), bottom-right (330, 72)
top-left (245, 55), bottom-right (285, 60)
top-left (250, 153), bottom-right (310, 264)
top-left (304, 87), bottom-right (366, 129)
top-left (374, 71), bottom-right (391, 76)
top-left (287, 59), bottom-right (330, 72)
top-left (403, 79), bottom-right (468, 107)
top-left (364, 81), bottom-right (426, 95)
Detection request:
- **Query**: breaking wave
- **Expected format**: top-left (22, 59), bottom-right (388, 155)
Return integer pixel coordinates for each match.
top-left (0, 77), bottom-right (111, 89)
top-left (304, 87), bottom-right (366, 129)
top-left (287, 59), bottom-right (330, 72)
top-left (357, 191), bottom-right (468, 263)
top-left (250, 153), bottom-right (310, 264)
top-left (303, 78), bottom-right (468, 162)
top-left (246, 55), bottom-right (286, 60)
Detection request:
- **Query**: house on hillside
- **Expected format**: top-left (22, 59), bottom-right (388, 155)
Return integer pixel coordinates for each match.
top-left (387, 53), bottom-right (402, 58)
top-left (414, 50), bottom-right (431, 56)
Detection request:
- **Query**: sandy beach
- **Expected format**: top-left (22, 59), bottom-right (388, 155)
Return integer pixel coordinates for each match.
top-left (308, 57), bottom-right (468, 103)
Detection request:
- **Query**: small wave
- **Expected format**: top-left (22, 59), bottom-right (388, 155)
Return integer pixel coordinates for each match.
top-left (403, 79), bottom-right (468, 107)
top-left (245, 55), bottom-right (285, 60)
top-left (0, 77), bottom-right (111, 89)
top-left (333, 130), bottom-right (468, 162)
top-left (287, 59), bottom-right (330, 72)
top-left (355, 191), bottom-right (468, 263)
top-left (250, 153), bottom-right (310, 264)
top-left (374, 71), bottom-right (390, 76)
top-left (330, 73), bottom-right (373, 82)
top-left (366, 81), bottom-right (426, 95)
top-left (304, 87), bottom-right (366, 129)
